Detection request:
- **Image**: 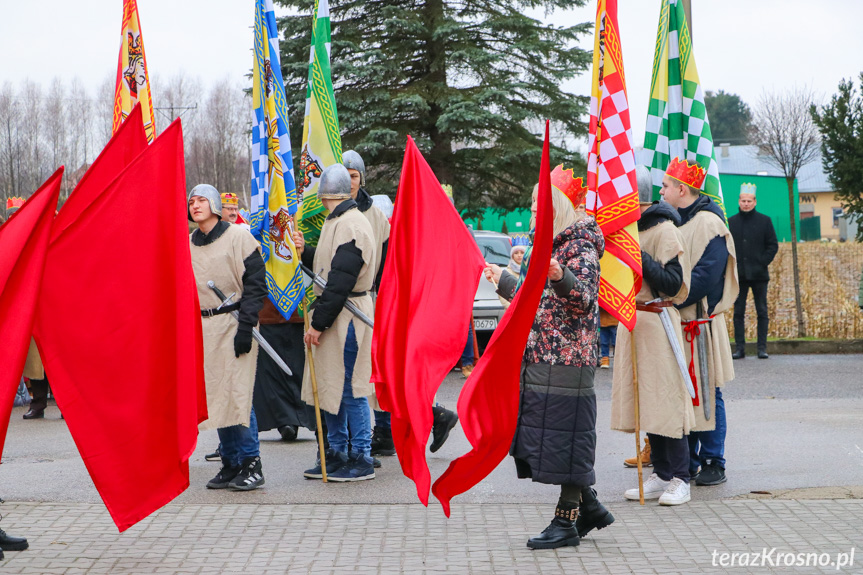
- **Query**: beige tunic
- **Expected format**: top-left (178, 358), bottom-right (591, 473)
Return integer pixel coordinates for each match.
top-left (678, 209), bottom-right (740, 432)
top-left (24, 338), bottom-right (44, 380)
top-left (611, 220), bottom-right (696, 438)
top-left (302, 207), bottom-right (377, 415)
top-left (191, 224), bottom-right (261, 430)
top-left (361, 204), bottom-right (390, 283)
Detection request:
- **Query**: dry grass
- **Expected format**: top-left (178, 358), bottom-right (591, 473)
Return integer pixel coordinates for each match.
top-left (728, 242), bottom-right (863, 340)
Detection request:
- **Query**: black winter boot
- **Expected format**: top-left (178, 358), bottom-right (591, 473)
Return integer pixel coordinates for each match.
top-left (527, 502), bottom-right (580, 550)
top-left (430, 405), bottom-right (458, 453)
top-left (576, 487), bottom-right (615, 538)
top-left (0, 527), bottom-right (28, 551)
top-left (370, 426), bottom-right (396, 456)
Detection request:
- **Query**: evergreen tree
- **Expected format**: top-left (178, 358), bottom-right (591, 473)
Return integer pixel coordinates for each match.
top-left (812, 74), bottom-right (863, 241)
top-left (277, 0), bottom-right (591, 214)
top-left (704, 90), bottom-right (752, 145)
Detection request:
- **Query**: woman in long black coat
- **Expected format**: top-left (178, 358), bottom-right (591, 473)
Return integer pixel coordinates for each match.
top-left (486, 181), bottom-right (615, 550)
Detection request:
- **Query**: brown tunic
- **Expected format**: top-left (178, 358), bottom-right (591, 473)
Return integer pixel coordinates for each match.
top-left (191, 224), bottom-right (261, 430)
top-left (611, 219), bottom-right (696, 438)
top-left (302, 207), bottom-right (377, 415)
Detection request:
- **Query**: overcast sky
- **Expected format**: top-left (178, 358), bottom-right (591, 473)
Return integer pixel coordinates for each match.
top-left (1, 0), bottom-right (861, 147)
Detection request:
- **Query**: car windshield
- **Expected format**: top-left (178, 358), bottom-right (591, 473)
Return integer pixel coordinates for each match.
top-left (475, 235), bottom-right (511, 266)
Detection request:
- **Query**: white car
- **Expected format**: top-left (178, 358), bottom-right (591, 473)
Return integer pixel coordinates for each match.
top-left (471, 230), bottom-right (512, 351)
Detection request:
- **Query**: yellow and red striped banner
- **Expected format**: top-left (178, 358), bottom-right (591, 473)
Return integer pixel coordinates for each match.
top-left (112, 0), bottom-right (155, 143)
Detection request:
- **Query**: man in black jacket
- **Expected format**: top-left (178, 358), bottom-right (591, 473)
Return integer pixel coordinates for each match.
top-left (728, 185), bottom-right (778, 359)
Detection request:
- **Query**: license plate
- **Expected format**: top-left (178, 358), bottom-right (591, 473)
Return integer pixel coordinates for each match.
top-left (474, 318), bottom-right (498, 331)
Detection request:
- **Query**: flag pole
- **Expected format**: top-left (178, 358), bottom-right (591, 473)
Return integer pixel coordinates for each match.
top-left (303, 300), bottom-right (328, 483)
top-left (631, 336), bottom-right (645, 505)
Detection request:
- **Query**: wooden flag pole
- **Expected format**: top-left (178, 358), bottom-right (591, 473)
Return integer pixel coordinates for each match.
top-left (631, 336), bottom-right (645, 505)
top-left (303, 299), bottom-right (328, 483)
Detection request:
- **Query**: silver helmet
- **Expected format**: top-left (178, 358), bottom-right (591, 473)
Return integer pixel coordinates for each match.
top-left (635, 165), bottom-right (653, 205)
top-left (317, 164), bottom-right (352, 201)
top-left (188, 184), bottom-right (222, 221)
top-left (342, 150), bottom-right (366, 187)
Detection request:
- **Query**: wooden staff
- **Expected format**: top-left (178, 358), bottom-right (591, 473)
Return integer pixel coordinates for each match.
top-left (631, 335), bottom-right (645, 504)
top-left (303, 299), bottom-right (328, 483)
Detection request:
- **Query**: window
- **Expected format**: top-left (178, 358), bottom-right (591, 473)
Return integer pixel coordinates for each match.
top-left (833, 207), bottom-right (844, 228)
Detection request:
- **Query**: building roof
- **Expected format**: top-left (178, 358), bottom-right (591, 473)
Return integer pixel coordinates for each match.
top-left (636, 144), bottom-right (833, 193)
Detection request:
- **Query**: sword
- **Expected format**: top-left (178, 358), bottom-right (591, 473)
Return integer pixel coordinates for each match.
top-left (646, 298), bottom-right (696, 399)
top-left (300, 264), bottom-right (374, 328)
top-left (695, 301), bottom-right (712, 421)
top-left (207, 281), bottom-right (293, 376)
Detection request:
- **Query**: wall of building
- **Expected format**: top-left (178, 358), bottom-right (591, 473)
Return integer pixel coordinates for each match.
top-left (720, 174), bottom-right (800, 242)
top-left (798, 190), bottom-right (844, 240)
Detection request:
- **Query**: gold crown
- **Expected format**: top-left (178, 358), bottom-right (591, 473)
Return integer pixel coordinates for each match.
top-left (220, 193), bottom-right (239, 207)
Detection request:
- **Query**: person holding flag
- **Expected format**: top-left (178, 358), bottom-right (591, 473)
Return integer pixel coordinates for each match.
top-left (660, 158), bottom-right (738, 487)
top-left (611, 165), bottom-right (695, 506)
top-left (485, 168), bottom-right (612, 550)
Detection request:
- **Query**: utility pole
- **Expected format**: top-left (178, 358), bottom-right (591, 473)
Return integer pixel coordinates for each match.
top-left (153, 103), bottom-right (198, 124)
top-left (682, 0), bottom-right (692, 36)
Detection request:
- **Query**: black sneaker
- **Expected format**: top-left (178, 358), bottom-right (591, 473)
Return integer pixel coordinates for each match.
top-left (328, 452), bottom-right (375, 482)
top-left (206, 461), bottom-right (241, 489)
top-left (370, 426), bottom-right (396, 456)
top-left (695, 461), bottom-right (727, 486)
top-left (228, 456), bottom-right (265, 491)
top-left (279, 425), bottom-right (298, 441)
top-left (303, 449), bottom-right (347, 479)
top-left (372, 457), bottom-right (382, 469)
top-left (205, 446), bottom-right (221, 462)
top-left (430, 406), bottom-right (458, 453)
top-left (0, 528), bottom-right (28, 551)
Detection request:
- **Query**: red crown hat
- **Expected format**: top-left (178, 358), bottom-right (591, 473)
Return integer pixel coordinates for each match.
top-left (220, 193), bottom-right (239, 207)
top-left (550, 165), bottom-right (588, 208)
top-left (6, 197), bottom-right (25, 212)
top-left (665, 157), bottom-right (706, 190)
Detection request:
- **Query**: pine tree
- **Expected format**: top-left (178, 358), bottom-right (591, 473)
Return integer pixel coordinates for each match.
top-left (277, 0), bottom-right (591, 214)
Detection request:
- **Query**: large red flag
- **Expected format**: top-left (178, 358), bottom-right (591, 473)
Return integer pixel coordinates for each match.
top-left (372, 136), bottom-right (485, 505)
top-left (34, 120), bottom-right (205, 532)
top-left (0, 169), bottom-right (62, 458)
top-left (432, 122), bottom-right (554, 516)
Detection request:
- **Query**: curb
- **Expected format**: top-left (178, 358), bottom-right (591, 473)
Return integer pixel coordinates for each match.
top-left (745, 339), bottom-right (863, 355)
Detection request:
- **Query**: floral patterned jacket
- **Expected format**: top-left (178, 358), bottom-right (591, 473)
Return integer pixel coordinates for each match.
top-left (499, 218), bottom-right (605, 367)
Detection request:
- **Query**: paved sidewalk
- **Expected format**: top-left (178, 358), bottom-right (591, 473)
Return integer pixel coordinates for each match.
top-left (0, 499), bottom-right (860, 574)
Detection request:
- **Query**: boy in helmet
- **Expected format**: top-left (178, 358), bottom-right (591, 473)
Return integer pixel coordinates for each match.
top-left (188, 184), bottom-right (268, 491)
top-left (293, 164), bottom-right (378, 482)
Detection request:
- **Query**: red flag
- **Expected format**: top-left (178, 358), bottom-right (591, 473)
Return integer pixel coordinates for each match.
top-left (33, 120), bottom-right (205, 532)
top-left (0, 169), bottom-right (62, 458)
top-left (432, 122), bottom-right (555, 516)
top-left (372, 136), bottom-right (485, 505)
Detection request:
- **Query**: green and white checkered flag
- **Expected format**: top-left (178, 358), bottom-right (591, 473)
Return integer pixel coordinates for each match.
top-left (643, 0), bottom-right (724, 213)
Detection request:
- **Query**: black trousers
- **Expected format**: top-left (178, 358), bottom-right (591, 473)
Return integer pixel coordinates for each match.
top-left (647, 433), bottom-right (690, 483)
top-left (733, 280), bottom-right (769, 351)
top-left (27, 377), bottom-right (50, 411)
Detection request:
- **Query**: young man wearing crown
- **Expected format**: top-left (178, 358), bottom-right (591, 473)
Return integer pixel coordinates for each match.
top-left (189, 184), bottom-right (268, 491)
top-left (611, 165), bottom-right (695, 506)
top-left (660, 157), bottom-right (739, 488)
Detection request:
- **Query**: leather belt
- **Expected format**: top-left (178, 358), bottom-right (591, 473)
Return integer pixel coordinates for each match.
top-left (349, 291), bottom-right (367, 297)
top-left (201, 302), bottom-right (241, 318)
top-left (636, 301), bottom-right (673, 314)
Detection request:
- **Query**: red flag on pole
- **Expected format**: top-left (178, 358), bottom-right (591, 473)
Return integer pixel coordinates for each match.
top-left (0, 169), bottom-right (62, 458)
top-left (34, 120), bottom-right (205, 532)
top-left (431, 121), bottom-right (555, 516)
top-left (372, 136), bottom-right (485, 505)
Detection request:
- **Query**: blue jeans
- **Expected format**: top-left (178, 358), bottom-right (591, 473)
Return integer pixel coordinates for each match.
top-left (599, 326), bottom-right (617, 358)
top-left (217, 407), bottom-right (260, 467)
top-left (688, 387), bottom-right (727, 471)
top-left (460, 322), bottom-right (474, 366)
top-left (324, 322), bottom-right (372, 456)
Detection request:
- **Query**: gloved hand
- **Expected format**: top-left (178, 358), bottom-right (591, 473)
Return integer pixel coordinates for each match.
top-left (234, 323), bottom-right (254, 357)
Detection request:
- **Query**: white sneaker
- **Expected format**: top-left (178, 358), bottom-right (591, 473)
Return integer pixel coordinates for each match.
top-left (624, 473), bottom-right (669, 500)
top-left (658, 477), bottom-right (691, 506)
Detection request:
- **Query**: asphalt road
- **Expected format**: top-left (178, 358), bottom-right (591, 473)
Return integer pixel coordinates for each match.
top-left (2, 354), bottom-right (862, 512)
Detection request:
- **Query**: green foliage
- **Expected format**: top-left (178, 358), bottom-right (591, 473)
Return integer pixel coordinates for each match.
top-left (811, 74), bottom-right (863, 241)
top-left (276, 0), bottom-right (591, 215)
top-left (705, 90), bottom-right (752, 145)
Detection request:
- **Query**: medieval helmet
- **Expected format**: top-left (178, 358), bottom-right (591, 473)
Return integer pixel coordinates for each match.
top-left (636, 165), bottom-right (653, 205)
top-left (342, 150), bottom-right (366, 187)
top-left (188, 184), bottom-right (222, 221)
top-left (317, 164), bottom-right (352, 201)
